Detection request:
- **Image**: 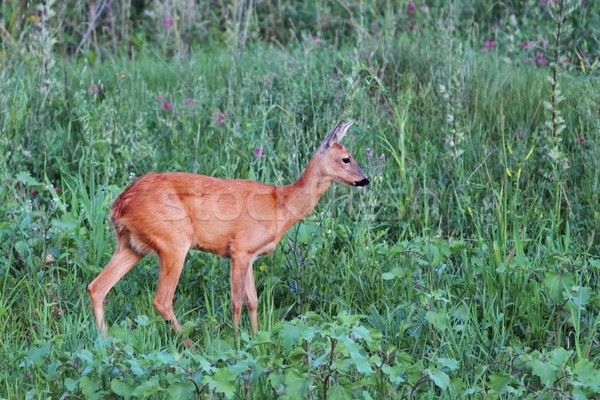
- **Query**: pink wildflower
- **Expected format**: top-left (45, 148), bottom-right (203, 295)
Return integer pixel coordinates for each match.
top-left (422, 4), bottom-right (429, 12)
top-left (155, 95), bottom-right (163, 100)
top-left (213, 112), bottom-right (225, 125)
top-left (485, 41), bottom-right (495, 48)
top-left (407, 1), bottom-right (416, 14)
top-left (162, 102), bottom-right (173, 110)
top-left (185, 98), bottom-right (194, 103)
top-left (535, 53), bottom-right (548, 66)
top-left (54, 187), bottom-right (62, 193)
top-left (309, 34), bottom-right (322, 44)
top-left (577, 137), bottom-right (585, 142)
top-left (521, 41), bottom-right (535, 50)
top-left (88, 85), bottom-right (101, 94)
top-left (479, 48), bottom-right (488, 54)
top-left (254, 148), bottom-right (266, 157)
top-left (163, 18), bottom-right (173, 27)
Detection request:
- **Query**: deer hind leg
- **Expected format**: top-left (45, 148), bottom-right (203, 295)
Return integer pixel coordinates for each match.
top-left (153, 246), bottom-right (189, 332)
top-left (88, 245), bottom-right (143, 336)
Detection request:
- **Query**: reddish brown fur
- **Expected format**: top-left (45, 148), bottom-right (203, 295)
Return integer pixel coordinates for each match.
top-left (88, 120), bottom-right (369, 343)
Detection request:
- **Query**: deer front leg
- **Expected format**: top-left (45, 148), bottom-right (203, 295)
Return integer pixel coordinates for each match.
top-left (244, 263), bottom-right (258, 333)
top-left (230, 254), bottom-right (253, 331)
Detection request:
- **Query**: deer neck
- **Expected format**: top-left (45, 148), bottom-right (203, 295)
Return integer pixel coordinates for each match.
top-left (279, 154), bottom-right (331, 229)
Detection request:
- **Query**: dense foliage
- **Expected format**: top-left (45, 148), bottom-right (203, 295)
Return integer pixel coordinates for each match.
top-left (1, 0), bottom-right (599, 398)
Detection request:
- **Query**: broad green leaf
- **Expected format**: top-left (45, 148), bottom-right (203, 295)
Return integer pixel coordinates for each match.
top-left (289, 347), bottom-right (307, 362)
top-left (328, 383), bottom-right (353, 400)
top-left (131, 376), bottom-right (162, 398)
top-left (128, 358), bottom-right (145, 376)
top-left (269, 372), bottom-right (285, 392)
top-left (543, 273), bottom-right (574, 302)
top-left (167, 381), bottom-right (196, 400)
top-left (548, 348), bottom-right (572, 367)
top-left (352, 325), bottom-right (373, 343)
top-left (205, 367), bottom-right (236, 398)
top-left (253, 331), bottom-right (272, 345)
top-left (79, 376), bottom-right (101, 400)
top-left (279, 323), bottom-right (300, 352)
top-left (284, 369), bottom-right (311, 400)
top-left (425, 309), bottom-right (449, 331)
top-left (15, 171), bottom-right (42, 187)
top-left (564, 285), bottom-right (591, 309)
top-left (436, 357), bottom-right (459, 371)
top-left (111, 379), bottom-right (134, 399)
top-left (382, 364), bottom-right (405, 385)
top-left (573, 360), bottom-right (600, 391)
top-left (488, 373), bottom-right (510, 392)
top-left (21, 343), bottom-right (51, 367)
top-left (156, 350), bottom-right (177, 365)
top-left (382, 267), bottom-right (402, 280)
top-left (336, 312), bottom-right (363, 326)
top-left (427, 368), bottom-right (450, 390)
top-left (195, 356), bottom-right (217, 374)
top-left (572, 388), bottom-right (589, 400)
top-left (297, 324), bottom-right (318, 343)
top-left (64, 377), bottom-right (78, 392)
top-left (369, 355), bottom-right (382, 367)
top-left (75, 349), bottom-right (95, 375)
top-left (135, 315), bottom-right (150, 326)
top-left (529, 359), bottom-right (559, 386)
top-left (509, 254), bottom-right (530, 268)
top-left (297, 221), bottom-right (319, 244)
top-left (342, 338), bottom-right (373, 374)
top-left (228, 358), bottom-right (255, 375)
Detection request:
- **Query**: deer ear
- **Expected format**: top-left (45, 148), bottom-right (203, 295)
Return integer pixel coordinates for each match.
top-left (320, 120), bottom-right (355, 151)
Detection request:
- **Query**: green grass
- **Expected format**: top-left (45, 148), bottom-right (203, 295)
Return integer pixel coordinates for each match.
top-left (1, 0), bottom-right (599, 398)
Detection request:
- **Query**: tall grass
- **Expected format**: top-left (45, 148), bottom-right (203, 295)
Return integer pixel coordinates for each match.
top-left (1, 0), bottom-right (599, 398)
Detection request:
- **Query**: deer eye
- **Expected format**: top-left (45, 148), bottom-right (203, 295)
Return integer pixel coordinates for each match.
top-left (342, 157), bottom-right (351, 164)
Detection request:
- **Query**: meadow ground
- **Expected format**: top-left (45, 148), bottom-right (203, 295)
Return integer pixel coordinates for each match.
top-left (1, 0), bottom-right (599, 398)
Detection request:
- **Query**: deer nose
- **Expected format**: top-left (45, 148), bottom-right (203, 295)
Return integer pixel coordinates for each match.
top-left (355, 177), bottom-right (370, 187)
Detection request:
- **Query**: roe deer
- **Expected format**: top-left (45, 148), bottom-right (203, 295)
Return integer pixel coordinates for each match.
top-left (88, 120), bottom-right (369, 340)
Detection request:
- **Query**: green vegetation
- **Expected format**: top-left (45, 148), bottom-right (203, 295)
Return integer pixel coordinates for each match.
top-left (1, 0), bottom-right (599, 398)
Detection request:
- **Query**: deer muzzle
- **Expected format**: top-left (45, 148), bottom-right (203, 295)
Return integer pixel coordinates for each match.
top-left (354, 177), bottom-right (370, 187)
